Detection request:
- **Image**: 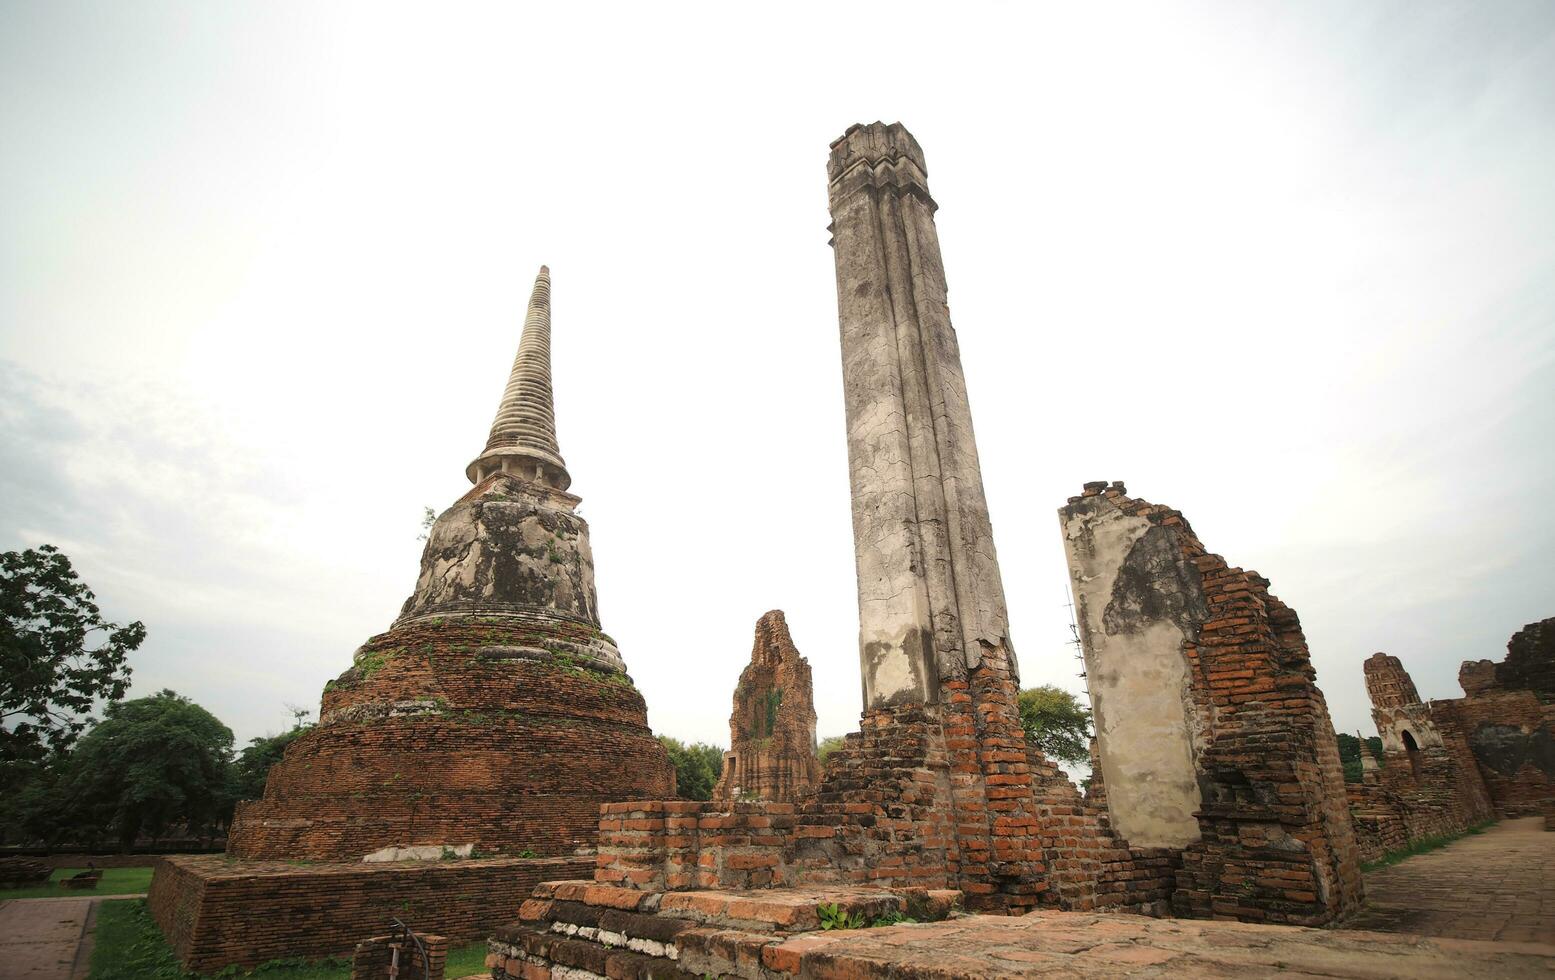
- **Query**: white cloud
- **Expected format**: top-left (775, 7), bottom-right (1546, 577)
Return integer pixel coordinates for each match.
top-left (1, 1), bottom-right (1552, 752)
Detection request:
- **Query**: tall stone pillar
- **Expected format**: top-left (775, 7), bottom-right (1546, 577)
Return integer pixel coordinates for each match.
top-left (826, 122), bottom-right (1015, 710)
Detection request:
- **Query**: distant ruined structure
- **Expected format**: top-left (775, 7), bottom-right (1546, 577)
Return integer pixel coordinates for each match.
top-left (1440, 618), bottom-right (1555, 817)
top-left (713, 611), bottom-right (821, 804)
top-left (1059, 482), bottom-right (1364, 925)
top-left (151, 268), bottom-right (674, 971)
top-left (1351, 619), bottom-right (1554, 856)
top-left (1347, 654), bottom-right (1494, 862)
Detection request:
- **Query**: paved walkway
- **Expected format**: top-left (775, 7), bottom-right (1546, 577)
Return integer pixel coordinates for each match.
top-left (1345, 816), bottom-right (1555, 943)
top-left (0, 897), bottom-right (97, 980)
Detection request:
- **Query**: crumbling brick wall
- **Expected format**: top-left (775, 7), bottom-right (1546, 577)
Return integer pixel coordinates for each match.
top-left (596, 668), bottom-right (1174, 917)
top-left (1429, 619), bottom-right (1555, 818)
top-left (1060, 482), bottom-right (1363, 926)
top-left (712, 611), bottom-right (822, 804)
top-left (1357, 653), bottom-right (1494, 851)
top-left (350, 932), bottom-right (449, 980)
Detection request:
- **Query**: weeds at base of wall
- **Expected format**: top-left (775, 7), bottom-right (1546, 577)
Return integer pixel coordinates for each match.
top-left (1360, 821), bottom-right (1494, 873)
top-left (87, 900), bottom-right (487, 980)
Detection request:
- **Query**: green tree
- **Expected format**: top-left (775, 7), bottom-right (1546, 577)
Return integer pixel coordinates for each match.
top-left (63, 689), bottom-right (234, 850)
top-left (2, 546), bottom-right (144, 766)
top-left (1335, 732), bottom-right (1384, 783)
top-left (1017, 685), bottom-right (1093, 766)
top-left (658, 736), bottom-right (723, 801)
top-left (817, 735), bottom-right (846, 766)
top-left (0, 754), bottom-right (69, 846)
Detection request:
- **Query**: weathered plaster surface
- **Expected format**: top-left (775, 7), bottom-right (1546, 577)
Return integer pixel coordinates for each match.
top-left (1059, 494), bottom-right (1205, 848)
top-left (395, 472), bottom-right (623, 671)
top-left (828, 122), bottom-right (1014, 710)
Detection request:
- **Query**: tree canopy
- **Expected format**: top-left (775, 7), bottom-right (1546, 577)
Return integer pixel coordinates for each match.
top-left (64, 689), bottom-right (235, 849)
top-left (1016, 685), bottom-right (1093, 766)
top-left (658, 736), bottom-right (724, 801)
top-left (2, 545), bottom-right (143, 765)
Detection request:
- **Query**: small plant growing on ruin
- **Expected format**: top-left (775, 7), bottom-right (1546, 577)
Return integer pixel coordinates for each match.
top-left (817, 903), bottom-right (867, 930)
top-left (516, 848), bottom-right (539, 858)
top-left (870, 911), bottom-right (917, 928)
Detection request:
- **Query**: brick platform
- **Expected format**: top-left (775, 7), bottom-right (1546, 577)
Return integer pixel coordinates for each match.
top-left (485, 879), bottom-right (1555, 979)
top-left (147, 853), bottom-right (591, 972)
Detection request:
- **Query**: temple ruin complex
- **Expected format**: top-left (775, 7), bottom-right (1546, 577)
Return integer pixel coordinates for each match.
top-left (480, 123), bottom-right (1555, 980)
top-left (712, 611), bottom-right (821, 804)
top-left (122, 122), bottom-right (1555, 980)
top-left (148, 267), bottom-right (675, 971)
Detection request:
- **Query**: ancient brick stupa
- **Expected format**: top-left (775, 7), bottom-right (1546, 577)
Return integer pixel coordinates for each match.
top-left (712, 610), bottom-right (821, 803)
top-left (227, 266), bottom-right (675, 861)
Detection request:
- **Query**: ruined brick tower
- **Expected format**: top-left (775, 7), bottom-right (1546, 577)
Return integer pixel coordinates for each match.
top-left (227, 267), bottom-right (675, 860)
top-left (712, 611), bottom-right (821, 803)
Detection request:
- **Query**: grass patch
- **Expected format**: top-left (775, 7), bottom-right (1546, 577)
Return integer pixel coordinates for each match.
top-left (1, 866), bottom-right (155, 900)
top-left (86, 899), bottom-right (488, 979)
top-left (443, 941), bottom-right (488, 977)
top-left (1361, 820), bottom-right (1493, 872)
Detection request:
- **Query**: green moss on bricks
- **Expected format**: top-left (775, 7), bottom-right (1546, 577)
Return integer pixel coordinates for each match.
top-left (353, 647), bottom-right (401, 680)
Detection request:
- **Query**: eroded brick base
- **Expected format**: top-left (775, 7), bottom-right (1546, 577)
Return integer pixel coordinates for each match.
top-left (147, 853), bottom-right (591, 972)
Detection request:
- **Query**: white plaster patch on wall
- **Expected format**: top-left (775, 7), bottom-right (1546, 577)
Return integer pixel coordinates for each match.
top-left (1061, 501), bottom-right (1204, 849)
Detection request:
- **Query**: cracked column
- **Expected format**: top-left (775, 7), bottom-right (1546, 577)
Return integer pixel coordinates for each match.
top-left (827, 122), bottom-right (1015, 709)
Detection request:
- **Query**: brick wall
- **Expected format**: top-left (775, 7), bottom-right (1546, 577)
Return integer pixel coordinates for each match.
top-left (1430, 690), bottom-right (1555, 817)
top-left (1356, 653), bottom-right (1496, 856)
top-left (594, 680), bottom-right (1173, 918)
top-left (350, 933), bottom-right (448, 980)
top-left (228, 619), bottom-right (675, 861)
top-left (1062, 483), bottom-right (1363, 927)
top-left (147, 854), bottom-right (591, 972)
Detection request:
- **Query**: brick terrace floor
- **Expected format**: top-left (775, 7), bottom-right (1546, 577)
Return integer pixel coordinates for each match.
top-left (1345, 816), bottom-right (1555, 943)
top-left (755, 912), bottom-right (1555, 978)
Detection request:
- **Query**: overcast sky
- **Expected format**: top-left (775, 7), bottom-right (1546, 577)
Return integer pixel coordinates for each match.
top-left (3, 2), bottom-right (1552, 759)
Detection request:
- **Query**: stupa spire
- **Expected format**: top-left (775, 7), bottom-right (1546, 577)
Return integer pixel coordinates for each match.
top-left (466, 265), bottom-right (571, 490)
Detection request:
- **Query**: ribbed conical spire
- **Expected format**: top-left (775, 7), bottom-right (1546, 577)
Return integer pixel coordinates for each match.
top-left (465, 266), bottom-right (571, 490)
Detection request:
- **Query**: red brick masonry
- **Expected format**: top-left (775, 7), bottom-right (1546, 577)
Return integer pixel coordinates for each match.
top-left (1062, 482), bottom-right (1364, 925)
top-left (147, 853), bottom-right (591, 972)
top-left (227, 619), bottom-right (675, 861)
